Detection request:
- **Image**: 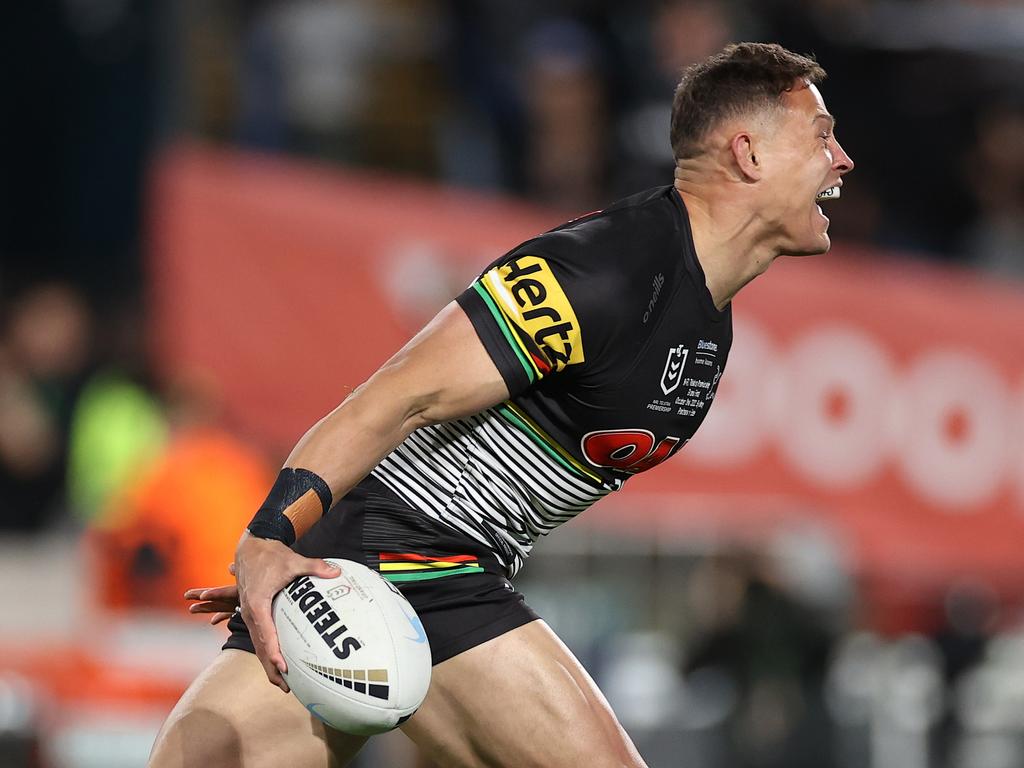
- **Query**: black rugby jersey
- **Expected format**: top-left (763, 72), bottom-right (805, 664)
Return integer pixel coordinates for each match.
top-left (371, 186), bottom-right (732, 575)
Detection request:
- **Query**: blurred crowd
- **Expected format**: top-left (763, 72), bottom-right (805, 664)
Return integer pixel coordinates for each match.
top-left (178, 0), bottom-right (1024, 271)
top-left (0, 279), bottom-right (271, 606)
top-left (7, 0), bottom-right (1024, 307)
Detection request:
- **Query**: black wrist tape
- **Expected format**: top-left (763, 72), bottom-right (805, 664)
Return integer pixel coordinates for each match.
top-left (247, 468), bottom-right (332, 545)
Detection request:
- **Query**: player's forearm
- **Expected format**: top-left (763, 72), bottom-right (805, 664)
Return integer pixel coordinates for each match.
top-left (287, 362), bottom-right (428, 501)
top-left (246, 361), bottom-right (428, 543)
top-left (245, 302), bottom-right (508, 546)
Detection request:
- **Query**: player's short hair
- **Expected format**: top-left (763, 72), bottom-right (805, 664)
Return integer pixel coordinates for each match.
top-left (670, 42), bottom-right (826, 160)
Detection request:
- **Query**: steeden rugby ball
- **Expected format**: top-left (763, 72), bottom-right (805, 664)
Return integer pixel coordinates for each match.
top-left (272, 558), bottom-right (432, 735)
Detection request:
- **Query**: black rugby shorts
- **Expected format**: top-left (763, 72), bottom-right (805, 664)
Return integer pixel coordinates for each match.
top-left (224, 475), bottom-right (538, 665)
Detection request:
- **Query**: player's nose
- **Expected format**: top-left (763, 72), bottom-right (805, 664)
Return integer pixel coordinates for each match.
top-left (833, 136), bottom-right (854, 175)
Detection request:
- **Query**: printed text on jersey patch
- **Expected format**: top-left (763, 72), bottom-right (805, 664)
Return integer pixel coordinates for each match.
top-left (476, 255), bottom-right (584, 381)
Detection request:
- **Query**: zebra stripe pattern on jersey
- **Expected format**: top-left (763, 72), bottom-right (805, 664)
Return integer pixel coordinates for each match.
top-left (370, 406), bottom-right (619, 576)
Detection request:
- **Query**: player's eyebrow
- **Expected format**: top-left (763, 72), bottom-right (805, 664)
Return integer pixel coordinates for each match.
top-left (814, 113), bottom-right (836, 130)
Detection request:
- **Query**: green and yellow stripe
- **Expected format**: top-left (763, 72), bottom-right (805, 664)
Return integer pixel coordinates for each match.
top-left (378, 552), bottom-right (484, 583)
top-left (473, 280), bottom-right (543, 382)
top-left (497, 402), bottom-right (604, 485)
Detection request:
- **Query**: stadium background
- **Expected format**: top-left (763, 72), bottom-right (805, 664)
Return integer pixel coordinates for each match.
top-left (2, 0), bottom-right (1024, 766)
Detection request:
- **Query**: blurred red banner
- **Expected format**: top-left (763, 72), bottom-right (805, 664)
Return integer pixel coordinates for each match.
top-left (149, 144), bottom-right (1024, 594)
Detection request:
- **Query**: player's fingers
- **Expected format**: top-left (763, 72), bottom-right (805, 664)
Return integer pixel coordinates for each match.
top-left (301, 556), bottom-right (341, 579)
top-left (184, 584), bottom-right (237, 601)
top-left (247, 619), bottom-right (286, 691)
top-left (210, 611), bottom-right (234, 625)
top-left (190, 585), bottom-right (239, 603)
top-left (244, 602), bottom-right (290, 693)
top-left (188, 599), bottom-right (237, 614)
top-left (202, 585), bottom-right (240, 600)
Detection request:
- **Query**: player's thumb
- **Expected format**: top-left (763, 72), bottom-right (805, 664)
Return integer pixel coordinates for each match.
top-left (307, 557), bottom-right (341, 578)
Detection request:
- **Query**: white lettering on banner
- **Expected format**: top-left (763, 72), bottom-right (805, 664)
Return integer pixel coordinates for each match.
top-left (897, 351), bottom-right (1010, 508)
top-left (684, 318), bottom-right (1020, 510)
top-left (778, 327), bottom-right (896, 488)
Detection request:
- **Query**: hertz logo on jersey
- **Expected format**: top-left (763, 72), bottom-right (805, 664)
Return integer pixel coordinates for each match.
top-left (474, 255), bottom-right (584, 382)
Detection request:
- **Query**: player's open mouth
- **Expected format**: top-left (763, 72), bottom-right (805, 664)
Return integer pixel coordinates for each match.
top-left (815, 185), bottom-right (840, 202)
top-left (814, 185), bottom-right (840, 223)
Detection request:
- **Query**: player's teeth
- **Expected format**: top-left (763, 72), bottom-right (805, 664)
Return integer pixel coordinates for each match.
top-left (816, 186), bottom-right (840, 202)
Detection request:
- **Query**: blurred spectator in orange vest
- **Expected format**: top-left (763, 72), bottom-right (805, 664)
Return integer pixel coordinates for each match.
top-left (89, 370), bottom-right (273, 612)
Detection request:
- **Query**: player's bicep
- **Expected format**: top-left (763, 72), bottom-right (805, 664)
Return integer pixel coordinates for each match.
top-left (379, 301), bottom-right (510, 428)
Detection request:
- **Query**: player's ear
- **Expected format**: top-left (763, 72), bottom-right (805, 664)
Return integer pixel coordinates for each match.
top-left (730, 132), bottom-right (762, 181)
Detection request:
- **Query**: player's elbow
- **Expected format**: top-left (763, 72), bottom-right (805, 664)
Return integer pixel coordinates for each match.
top-left (402, 383), bottom-right (463, 432)
top-left (362, 346), bottom-right (507, 436)
top-left (400, 391), bottom-right (442, 433)
top-left (362, 357), bottom-right (443, 435)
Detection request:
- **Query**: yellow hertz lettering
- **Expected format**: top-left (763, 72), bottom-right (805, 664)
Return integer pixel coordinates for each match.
top-left (482, 256), bottom-right (584, 377)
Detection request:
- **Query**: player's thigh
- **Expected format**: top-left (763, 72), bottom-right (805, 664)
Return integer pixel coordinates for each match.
top-left (402, 620), bottom-right (646, 768)
top-left (148, 649), bottom-right (367, 768)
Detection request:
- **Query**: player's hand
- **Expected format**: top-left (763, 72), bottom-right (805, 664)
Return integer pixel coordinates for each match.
top-left (234, 531), bottom-right (341, 693)
top-left (185, 562), bottom-right (241, 625)
top-left (185, 574), bottom-right (240, 626)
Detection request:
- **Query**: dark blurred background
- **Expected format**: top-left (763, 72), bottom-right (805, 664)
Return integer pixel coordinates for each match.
top-left (1, 1), bottom-right (1024, 766)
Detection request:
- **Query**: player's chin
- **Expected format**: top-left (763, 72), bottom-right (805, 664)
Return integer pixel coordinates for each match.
top-left (780, 210), bottom-right (832, 257)
top-left (796, 211), bottom-right (833, 254)
top-left (782, 232), bottom-right (831, 257)
top-left (808, 232), bottom-right (831, 255)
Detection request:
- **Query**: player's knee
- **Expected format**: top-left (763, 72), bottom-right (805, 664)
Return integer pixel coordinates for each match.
top-left (147, 706), bottom-right (245, 768)
top-left (582, 736), bottom-right (648, 768)
top-left (567, 714), bottom-right (648, 768)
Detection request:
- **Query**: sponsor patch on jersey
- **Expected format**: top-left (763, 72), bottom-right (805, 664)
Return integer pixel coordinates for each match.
top-left (477, 255), bottom-right (584, 379)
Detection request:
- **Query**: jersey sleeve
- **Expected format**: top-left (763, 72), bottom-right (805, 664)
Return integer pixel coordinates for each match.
top-left (455, 248), bottom-right (615, 398)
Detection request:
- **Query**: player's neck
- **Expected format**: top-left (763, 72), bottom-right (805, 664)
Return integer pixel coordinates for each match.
top-left (674, 184), bottom-right (780, 311)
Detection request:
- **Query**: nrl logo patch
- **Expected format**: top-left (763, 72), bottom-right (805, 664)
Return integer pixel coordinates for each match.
top-left (660, 344), bottom-right (688, 395)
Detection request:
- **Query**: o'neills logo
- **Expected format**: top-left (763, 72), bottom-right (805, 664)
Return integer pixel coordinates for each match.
top-left (484, 256), bottom-right (584, 372)
top-left (643, 273), bottom-right (665, 324)
top-left (287, 576), bottom-right (363, 660)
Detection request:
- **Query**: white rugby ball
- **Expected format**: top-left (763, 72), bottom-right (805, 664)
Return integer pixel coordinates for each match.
top-left (272, 558), bottom-right (432, 735)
